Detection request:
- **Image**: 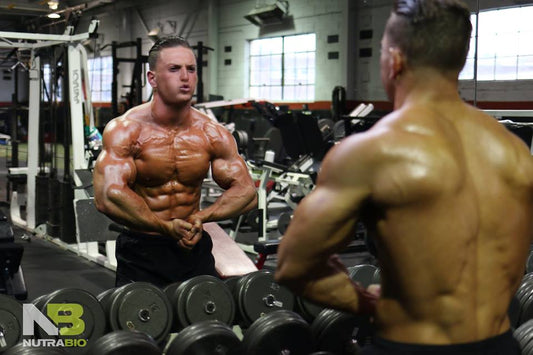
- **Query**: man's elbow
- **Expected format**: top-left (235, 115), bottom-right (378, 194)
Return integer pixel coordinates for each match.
top-left (248, 187), bottom-right (258, 208)
top-left (94, 187), bottom-right (121, 215)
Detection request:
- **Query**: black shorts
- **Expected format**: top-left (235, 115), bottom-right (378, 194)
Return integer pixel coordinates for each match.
top-left (361, 330), bottom-right (520, 355)
top-left (114, 229), bottom-right (219, 288)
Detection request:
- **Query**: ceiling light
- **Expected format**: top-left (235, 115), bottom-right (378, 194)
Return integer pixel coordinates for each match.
top-left (48, 1), bottom-right (59, 10)
top-left (47, 13), bottom-right (60, 19)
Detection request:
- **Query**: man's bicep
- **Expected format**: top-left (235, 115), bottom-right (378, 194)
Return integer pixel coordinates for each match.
top-left (211, 150), bottom-right (252, 189)
top-left (94, 149), bottom-right (136, 197)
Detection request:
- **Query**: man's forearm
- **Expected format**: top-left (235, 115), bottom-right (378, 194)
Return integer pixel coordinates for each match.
top-left (97, 187), bottom-right (169, 235)
top-left (300, 270), bottom-right (378, 315)
top-left (196, 186), bottom-right (257, 222)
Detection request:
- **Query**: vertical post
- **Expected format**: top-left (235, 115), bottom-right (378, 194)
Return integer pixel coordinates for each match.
top-left (207, 0), bottom-right (219, 98)
top-left (111, 41), bottom-right (118, 116)
top-left (68, 45), bottom-right (88, 177)
top-left (135, 37), bottom-right (143, 106)
top-left (26, 55), bottom-right (41, 229)
top-left (11, 69), bottom-right (19, 168)
top-left (196, 41), bottom-right (204, 104)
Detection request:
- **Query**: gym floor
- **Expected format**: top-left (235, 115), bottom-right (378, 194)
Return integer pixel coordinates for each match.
top-left (0, 147), bottom-right (116, 302)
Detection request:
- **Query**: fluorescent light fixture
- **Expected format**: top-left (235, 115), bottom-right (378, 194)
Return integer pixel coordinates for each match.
top-left (244, 1), bottom-right (289, 26)
top-left (48, 1), bottom-right (59, 10)
top-left (47, 12), bottom-right (60, 18)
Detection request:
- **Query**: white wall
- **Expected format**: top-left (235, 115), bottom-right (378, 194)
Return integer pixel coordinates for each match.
top-left (217, 0), bottom-right (350, 101)
top-left (352, 0), bottom-right (533, 104)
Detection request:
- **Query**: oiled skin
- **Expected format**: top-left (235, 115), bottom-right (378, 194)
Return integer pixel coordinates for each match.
top-left (275, 35), bottom-right (533, 345)
top-left (94, 45), bottom-right (257, 248)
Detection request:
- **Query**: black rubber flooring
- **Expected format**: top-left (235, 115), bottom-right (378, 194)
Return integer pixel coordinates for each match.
top-left (12, 224), bottom-right (116, 302)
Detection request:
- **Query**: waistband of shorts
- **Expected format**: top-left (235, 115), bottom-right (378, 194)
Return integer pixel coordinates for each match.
top-left (373, 329), bottom-right (514, 352)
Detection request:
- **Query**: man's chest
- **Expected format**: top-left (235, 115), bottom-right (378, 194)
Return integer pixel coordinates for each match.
top-left (132, 132), bottom-right (212, 186)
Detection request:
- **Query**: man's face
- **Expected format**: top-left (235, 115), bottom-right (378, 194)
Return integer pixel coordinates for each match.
top-left (149, 46), bottom-right (198, 104)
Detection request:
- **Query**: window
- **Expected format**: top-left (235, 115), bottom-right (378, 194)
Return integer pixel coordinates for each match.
top-left (88, 56), bottom-right (112, 102)
top-left (460, 5), bottom-right (533, 81)
top-left (249, 33), bottom-right (316, 101)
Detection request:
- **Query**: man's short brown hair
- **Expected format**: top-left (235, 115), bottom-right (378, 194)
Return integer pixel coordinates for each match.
top-left (385, 0), bottom-right (472, 72)
top-left (148, 36), bottom-right (193, 70)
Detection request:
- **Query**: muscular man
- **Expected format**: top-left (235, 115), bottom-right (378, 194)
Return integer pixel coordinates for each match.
top-left (94, 36), bottom-right (257, 287)
top-left (275, 0), bottom-right (533, 353)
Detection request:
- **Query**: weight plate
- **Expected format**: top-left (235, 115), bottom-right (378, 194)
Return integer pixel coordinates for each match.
top-left (523, 273), bottom-right (533, 283)
top-left (527, 253), bottom-right (533, 274)
top-left (165, 320), bottom-right (240, 355)
top-left (163, 282), bottom-right (181, 304)
top-left (348, 264), bottom-right (378, 288)
top-left (515, 319), bottom-right (533, 347)
top-left (223, 277), bottom-right (240, 294)
top-left (242, 310), bottom-right (313, 355)
top-left (175, 275), bottom-right (235, 329)
top-left (246, 210), bottom-right (262, 232)
top-left (311, 308), bottom-right (372, 352)
top-left (517, 281), bottom-right (533, 305)
top-left (515, 319), bottom-right (533, 350)
top-left (85, 330), bottom-right (161, 355)
top-left (373, 268), bottom-right (381, 284)
top-left (520, 287), bottom-right (533, 325)
top-left (0, 294), bottom-right (23, 352)
top-left (3, 342), bottom-right (68, 354)
top-left (236, 270), bottom-right (294, 327)
top-left (36, 288), bottom-right (106, 344)
top-left (524, 335), bottom-right (533, 355)
top-left (519, 322), bottom-right (533, 353)
top-left (295, 297), bottom-right (324, 323)
top-left (108, 282), bottom-right (173, 344)
top-left (31, 294), bottom-right (49, 311)
top-left (277, 212), bottom-right (292, 235)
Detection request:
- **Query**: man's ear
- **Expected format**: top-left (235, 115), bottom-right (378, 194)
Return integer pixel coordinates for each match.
top-left (147, 70), bottom-right (156, 89)
top-left (388, 47), bottom-right (405, 80)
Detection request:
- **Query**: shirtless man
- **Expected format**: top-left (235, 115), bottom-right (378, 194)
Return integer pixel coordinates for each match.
top-left (94, 36), bottom-right (257, 287)
top-left (275, 0), bottom-right (533, 353)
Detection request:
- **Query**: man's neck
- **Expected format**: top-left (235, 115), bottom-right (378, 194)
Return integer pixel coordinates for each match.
top-left (393, 68), bottom-right (462, 110)
top-left (150, 95), bottom-right (192, 127)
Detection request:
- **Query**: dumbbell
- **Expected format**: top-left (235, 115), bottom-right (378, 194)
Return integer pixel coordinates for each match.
top-left (97, 282), bottom-right (173, 344)
top-left (164, 275), bottom-right (235, 331)
top-left (226, 270), bottom-right (295, 328)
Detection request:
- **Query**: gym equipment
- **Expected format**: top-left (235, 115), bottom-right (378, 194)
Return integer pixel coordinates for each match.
top-left (164, 275), bottom-right (235, 331)
top-left (3, 343), bottom-right (68, 354)
top-left (0, 213), bottom-right (27, 300)
top-left (85, 330), bottom-right (162, 355)
top-left (311, 308), bottom-right (372, 354)
top-left (31, 288), bottom-right (106, 343)
top-left (294, 296), bottom-right (325, 323)
top-left (98, 282), bottom-right (173, 344)
top-left (517, 276), bottom-right (533, 326)
top-left (111, 38), bottom-right (147, 117)
top-left (241, 310), bottom-right (314, 355)
top-left (514, 318), bottom-right (533, 354)
top-left (347, 264), bottom-right (380, 288)
top-left (277, 211), bottom-right (292, 235)
top-left (165, 320), bottom-right (241, 355)
top-left (0, 294), bottom-right (23, 352)
top-left (232, 270), bottom-right (294, 327)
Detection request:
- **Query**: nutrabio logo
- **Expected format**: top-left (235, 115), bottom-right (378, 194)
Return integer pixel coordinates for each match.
top-left (22, 303), bottom-right (88, 348)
